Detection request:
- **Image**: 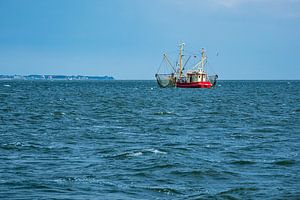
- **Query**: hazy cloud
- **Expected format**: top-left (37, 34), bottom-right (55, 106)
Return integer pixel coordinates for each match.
top-left (212, 0), bottom-right (300, 8)
top-left (166, 0), bottom-right (300, 18)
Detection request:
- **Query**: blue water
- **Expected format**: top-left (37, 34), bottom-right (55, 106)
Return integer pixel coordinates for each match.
top-left (0, 80), bottom-right (299, 199)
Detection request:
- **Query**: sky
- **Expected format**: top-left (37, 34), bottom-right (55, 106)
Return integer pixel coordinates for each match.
top-left (0, 0), bottom-right (299, 80)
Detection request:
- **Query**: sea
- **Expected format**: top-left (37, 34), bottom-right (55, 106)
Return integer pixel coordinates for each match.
top-left (0, 80), bottom-right (299, 199)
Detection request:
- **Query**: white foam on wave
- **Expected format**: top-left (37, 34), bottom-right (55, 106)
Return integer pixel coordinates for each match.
top-left (147, 148), bottom-right (167, 154)
top-left (4, 84), bottom-right (11, 87)
top-left (3, 141), bottom-right (26, 148)
top-left (154, 111), bottom-right (175, 115)
top-left (93, 125), bottom-right (123, 129)
top-left (129, 152), bottom-right (143, 157)
top-left (119, 149), bottom-right (167, 158)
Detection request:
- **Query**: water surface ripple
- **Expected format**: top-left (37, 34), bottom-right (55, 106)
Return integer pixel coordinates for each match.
top-left (0, 80), bottom-right (299, 199)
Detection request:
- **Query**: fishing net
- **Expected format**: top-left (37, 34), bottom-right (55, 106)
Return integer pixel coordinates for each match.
top-left (155, 54), bottom-right (177, 88)
top-left (208, 75), bottom-right (218, 86)
top-left (155, 73), bottom-right (176, 88)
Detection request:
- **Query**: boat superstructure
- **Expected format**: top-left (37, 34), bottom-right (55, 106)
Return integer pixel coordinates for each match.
top-left (155, 43), bottom-right (218, 88)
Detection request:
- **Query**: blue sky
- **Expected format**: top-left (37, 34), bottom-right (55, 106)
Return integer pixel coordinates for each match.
top-left (0, 0), bottom-right (299, 80)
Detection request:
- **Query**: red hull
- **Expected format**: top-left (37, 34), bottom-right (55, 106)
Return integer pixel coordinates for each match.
top-left (176, 81), bottom-right (212, 88)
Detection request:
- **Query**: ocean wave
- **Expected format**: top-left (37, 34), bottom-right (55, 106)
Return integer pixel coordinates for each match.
top-left (218, 187), bottom-right (258, 195)
top-left (144, 186), bottom-right (183, 195)
top-left (146, 148), bottom-right (167, 154)
top-left (272, 159), bottom-right (296, 166)
top-left (229, 160), bottom-right (256, 165)
top-left (153, 111), bottom-right (176, 116)
top-left (108, 148), bottom-right (167, 159)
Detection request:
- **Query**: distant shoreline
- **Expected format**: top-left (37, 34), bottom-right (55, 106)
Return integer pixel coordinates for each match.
top-left (0, 75), bottom-right (114, 80)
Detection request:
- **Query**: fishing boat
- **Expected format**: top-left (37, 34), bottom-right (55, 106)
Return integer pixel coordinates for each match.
top-left (155, 43), bottom-right (218, 88)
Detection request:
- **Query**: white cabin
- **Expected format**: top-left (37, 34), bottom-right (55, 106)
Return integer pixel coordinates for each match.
top-left (186, 69), bottom-right (208, 83)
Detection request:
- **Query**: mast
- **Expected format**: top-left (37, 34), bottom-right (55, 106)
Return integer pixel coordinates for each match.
top-left (201, 48), bottom-right (206, 70)
top-left (179, 43), bottom-right (184, 78)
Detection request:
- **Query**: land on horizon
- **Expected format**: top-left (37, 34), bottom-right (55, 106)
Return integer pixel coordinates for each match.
top-left (0, 74), bottom-right (114, 80)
